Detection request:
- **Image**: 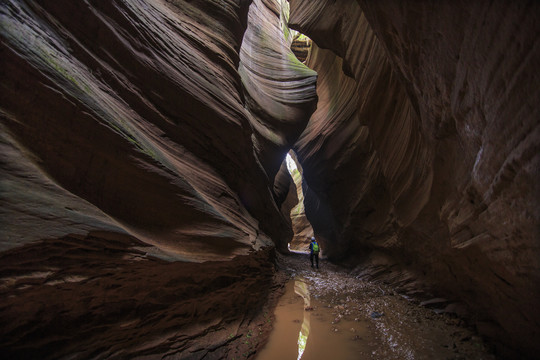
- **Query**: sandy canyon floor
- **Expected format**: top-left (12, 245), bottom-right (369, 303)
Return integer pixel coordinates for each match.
top-left (256, 251), bottom-right (496, 360)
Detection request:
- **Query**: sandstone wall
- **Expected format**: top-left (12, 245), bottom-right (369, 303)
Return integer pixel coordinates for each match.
top-left (0, 0), bottom-right (311, 356)
top-left (289, 0), bottom-right (540, 355)
top-left (292, 0), bottom-right (432, 259)
top-left (239, 0), bottom-right (317, 182)
top-left (0, 233), bottom-right (278, 359)
top-left (0, 0), bottom-right (314, 260)
top-left (238, 0), bottom-right (318, 251)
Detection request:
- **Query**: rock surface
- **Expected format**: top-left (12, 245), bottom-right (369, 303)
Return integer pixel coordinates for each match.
top-left (290, 0), bottom-right (540, 356)
top-left (1, 0), bottom-right (539, 358)
top-left (238, 0), bottom-right (318, 252)
top-left (286, 151), bottom-right (314, 250)
top-left (0, 232), bottom-right (281, 359)
top-left (0, 0), bottom-right (310, 357)
top-left (239, 0), bottom-right (317, 189)
top-left (0, 0), bottom-right (315, 260)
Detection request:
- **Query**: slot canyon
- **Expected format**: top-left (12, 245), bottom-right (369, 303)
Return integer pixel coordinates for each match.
top-left (1, 0), bottom-right (539, 358)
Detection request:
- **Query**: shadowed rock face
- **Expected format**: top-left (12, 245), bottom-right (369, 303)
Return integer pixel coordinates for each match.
top-left (0, 0), bottom-right (317, 259)
top-left (1, 0), bottom-right (264, 260)
top-left (0, 0), bottom-right (314, 357)
top-left (238, 0), bottom-right (317, 253)
top-left (1, 0), bottom-right (539, 357)
top-left (290, 0), bottom-right (539, 355)
top-left (286, 151), bottom-right (314, 250)
top-left (0, 233), bottom-right (278, 359)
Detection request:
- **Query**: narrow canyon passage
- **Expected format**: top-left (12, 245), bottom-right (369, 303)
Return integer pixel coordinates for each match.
top-left (1, 0), bottom-right (539, 359)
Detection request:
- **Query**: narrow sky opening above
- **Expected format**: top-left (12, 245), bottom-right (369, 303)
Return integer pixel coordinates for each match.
top-left (286, 152), bottom-right (297, 174)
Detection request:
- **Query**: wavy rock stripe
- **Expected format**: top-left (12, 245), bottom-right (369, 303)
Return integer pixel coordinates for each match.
top-left (239, 0), bottom-right (317, 181)
top-left (0, 0), bottom-right (298, 260)
top-left (357, 1), bottom-right (540, 354)
top-left (291, 0), bottom-right (431, 257)
top-left (290, 0), bottom-right (540, 355)
top-left (0, 233), bottom-right (278, 359)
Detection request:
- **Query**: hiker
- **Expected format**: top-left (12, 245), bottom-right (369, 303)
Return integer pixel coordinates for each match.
top-left (309, 236), bottom-right (320, 269)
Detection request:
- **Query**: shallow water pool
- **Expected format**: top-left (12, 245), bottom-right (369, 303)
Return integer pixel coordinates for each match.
top-left (256, 278), bottom-right (377, 360)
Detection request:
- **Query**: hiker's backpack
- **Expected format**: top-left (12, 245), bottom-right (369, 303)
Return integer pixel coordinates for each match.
top-left (312, 242), bottom-right (319, 253)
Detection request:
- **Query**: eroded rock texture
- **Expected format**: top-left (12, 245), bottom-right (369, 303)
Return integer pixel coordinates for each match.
top-left (0, 234), bottom-right (278, 359)
top-left (290, 0), bottom-right (540, 356)
top-left (0, 0), bottom-right (314, 357)
top-left (1, 0), bottom-right (539, 357)
top-left (1, 0), bottom-right (275, 260)
top-left (239, 0), bottom-right (317, 184)
top-left (0, 0), bottom-right (318, 260)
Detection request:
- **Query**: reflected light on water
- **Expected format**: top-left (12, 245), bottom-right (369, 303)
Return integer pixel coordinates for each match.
top-left (256, 276), bottom-right (375, 360)
top-left (294, 279), bottom-right (311, 360)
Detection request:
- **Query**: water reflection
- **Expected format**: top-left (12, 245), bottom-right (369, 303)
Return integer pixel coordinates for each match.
top-left (294, 279), bottom-right (310, 360)
top-left (256, 276), bottom-right (374, 360)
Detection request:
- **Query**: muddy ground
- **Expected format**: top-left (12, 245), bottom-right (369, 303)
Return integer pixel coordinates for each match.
top-left (257, 251), bottom-right (497, 360)
top-left (0, 236), bottom-right (498, 359)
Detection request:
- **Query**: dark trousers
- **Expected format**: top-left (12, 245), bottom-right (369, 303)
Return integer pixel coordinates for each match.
top-left (310, 252), bottom-right (319, 268)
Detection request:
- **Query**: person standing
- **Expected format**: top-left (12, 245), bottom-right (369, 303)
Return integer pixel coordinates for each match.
top-left (309, 236), bottom-right (320, 269)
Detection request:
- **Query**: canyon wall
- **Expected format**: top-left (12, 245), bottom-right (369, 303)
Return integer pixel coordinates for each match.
top-left (290, 0), bottom-right (539, 356)
top-left (1, 0), bottom-right (539, 357)
top-left (0, 0), bottom-right (317, 260)
top-left (0, 0), bottom-right (313, 357)
top-left (1, 0), bottom-right (271, 260)
top-left (239, 0), bottom-right (317, 252)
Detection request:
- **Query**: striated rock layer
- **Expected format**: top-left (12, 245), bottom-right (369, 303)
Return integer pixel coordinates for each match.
top-left (0, 0), bottom-right (314, 357)
top-left (239, 0), bottom-right (317, 196)
top-left (239, 0), bottom-right (318, 251)
top-left (1, 0), bottom-right (539, 357)
top-left (0, 233), bottom-right (279, 359)
top-left (290, 0), bottom-right (540, 356)
top-left (0, 0), bottom-right (276, 260)
top-left (0, 0), bottom-right (316, 260)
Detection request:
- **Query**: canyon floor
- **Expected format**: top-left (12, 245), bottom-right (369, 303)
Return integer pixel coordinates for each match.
top-left (258, 251), bottom-right (497, 360)
top-left (0, 236), bottom-right (500, 359)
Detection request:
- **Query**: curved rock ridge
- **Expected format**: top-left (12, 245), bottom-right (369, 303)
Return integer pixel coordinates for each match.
top-left (0, 0), bottom-right (302, 260)
top-left (0, 0), bottom-right (307, 357)
top-left (291, 0), bottom-right (431, 259)
top-left (239, 0), bottom-right (317, 182)
top-left (290, 0), bottom-right (540, 355)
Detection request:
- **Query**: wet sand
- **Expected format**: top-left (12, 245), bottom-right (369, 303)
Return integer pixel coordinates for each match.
top-left (257, 251), bottom-right (496, 360)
